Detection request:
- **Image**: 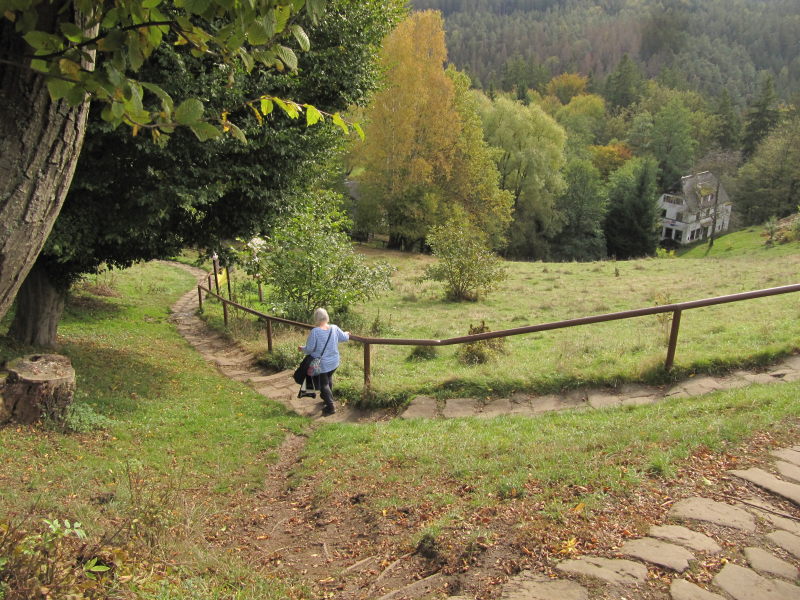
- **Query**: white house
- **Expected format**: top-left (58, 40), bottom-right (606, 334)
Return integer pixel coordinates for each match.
top-left (658, 171), bottom-right (732, 245)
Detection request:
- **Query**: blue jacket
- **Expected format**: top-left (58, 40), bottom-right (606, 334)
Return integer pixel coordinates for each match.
top-left (302, 325), bottom-right (349, 373)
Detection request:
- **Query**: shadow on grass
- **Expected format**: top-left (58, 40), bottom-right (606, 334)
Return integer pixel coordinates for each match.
top-left (60, 343), bottom-right (175, 417)
top-left (63, 293), bottom-right (125, 322)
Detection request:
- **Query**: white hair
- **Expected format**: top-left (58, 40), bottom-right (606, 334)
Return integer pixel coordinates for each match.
top-left (313, 308), bottom-right (329, 325)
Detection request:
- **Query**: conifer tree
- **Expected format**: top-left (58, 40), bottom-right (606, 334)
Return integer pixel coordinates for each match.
top-left (714, 89), bottom-right (742, 150)
top-left (604, 54), bottom-right (644, 110)
top-left (604, 157), bottom-right (660, 259)
top-left (742, 74), bottom-right (780, 158)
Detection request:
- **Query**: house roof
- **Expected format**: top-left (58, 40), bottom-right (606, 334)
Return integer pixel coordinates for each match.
top-left (678, 171), bottom-right (731, 212)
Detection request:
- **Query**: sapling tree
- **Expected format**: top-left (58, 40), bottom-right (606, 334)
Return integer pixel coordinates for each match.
top-left (239, 191), bottom-right (393, 321)
top-left (422, 218), bottom-right (508, 301)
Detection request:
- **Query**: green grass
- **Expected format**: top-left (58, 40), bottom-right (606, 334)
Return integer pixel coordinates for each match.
top-left (203, 244), bottom-right (800, 405)
top-left (679, 226), bottom-right (800, 258)
top-left (297, 380), bottom-right (800, 534)
top-left (0, 262), bottom-right (307, 598)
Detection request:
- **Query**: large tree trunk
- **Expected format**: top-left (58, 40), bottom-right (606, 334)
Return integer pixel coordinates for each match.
top-left (8, 261), bottom-right (68, 348)
top-left (0, 10), bottom-right (95, 321)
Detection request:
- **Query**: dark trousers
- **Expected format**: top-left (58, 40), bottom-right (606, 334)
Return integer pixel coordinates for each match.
top-left (317, 368), bottom-right (337, 409)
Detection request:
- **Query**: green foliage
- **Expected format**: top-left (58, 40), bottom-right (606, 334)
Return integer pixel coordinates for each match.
top-left (550, 158), bottom-right (607, 261)
top-left (2, 0), bottom-right (338, 141)
top-left (742, 74), bottom-right (781, 159)
top-left (736, 110), bottom-right (800, 225)
top-left (478, 95), bottom-right (567, 259)
top-left (422, 220), bottom-right (508, 301)
top-left (650, 97), bottom-right (697, 190)
top-left (604, 54), bottom-right (644, 110)
top-left (242, 191), bottom-right (393, 320)
top-left (603, 156), bottom-right (660, 259)
top-left (43, 0), bottom-right (400, 288)
top-left (0, 517), bottom-right (112, 600)
top-left (407, 345), bottom-right (439, 362)
top-left (257, 343), bottom-right (301, 371)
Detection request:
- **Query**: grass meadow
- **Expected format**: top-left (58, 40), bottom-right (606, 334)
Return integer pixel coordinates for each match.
top-left (203, 232), bottom-right (800, 405)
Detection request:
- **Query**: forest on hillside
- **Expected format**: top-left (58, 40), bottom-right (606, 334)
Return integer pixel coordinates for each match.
top-left (410, 0), bottom-right (800, 103)
top-left (346, 7), bottom-right (800, 264)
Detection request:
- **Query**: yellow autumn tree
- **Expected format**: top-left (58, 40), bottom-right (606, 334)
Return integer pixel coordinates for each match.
top-left (350, 10), bottom-right (511, 251)
top-left (545, 73), bottom-right (589, 105)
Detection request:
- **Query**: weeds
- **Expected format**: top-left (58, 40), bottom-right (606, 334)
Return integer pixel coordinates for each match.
top-left (407, 345), bottom-right (438, 362)
top-left (458, 322), bottom-right (506, 365)
top-left (257, 343), bottom-right (300, 371)
top-left (58, 403), bottom-right (114, 433)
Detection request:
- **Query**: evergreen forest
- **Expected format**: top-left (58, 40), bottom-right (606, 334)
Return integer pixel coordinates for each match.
top-left (410, 0), bottom-right (800, 102)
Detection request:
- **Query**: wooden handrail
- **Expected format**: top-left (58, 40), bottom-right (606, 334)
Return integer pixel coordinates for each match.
top-left (197, 281), bottom-right (800, 393)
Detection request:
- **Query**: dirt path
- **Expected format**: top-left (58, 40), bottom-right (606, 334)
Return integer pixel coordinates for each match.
top-left (166, 261), bottom-right (800, 599)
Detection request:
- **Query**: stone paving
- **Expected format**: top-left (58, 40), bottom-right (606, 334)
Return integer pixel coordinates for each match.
top-left (496, 446), bottom-right (800, 600)
top-left (167, 262), bottom-right (800, 599)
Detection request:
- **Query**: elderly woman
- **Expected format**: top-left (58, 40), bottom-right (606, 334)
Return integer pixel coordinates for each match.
top-left (299, 308), bottom-right (350, 416)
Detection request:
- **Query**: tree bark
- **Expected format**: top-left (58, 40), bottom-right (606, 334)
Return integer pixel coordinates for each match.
top-left (8, 261), bottom-right (68, 348)
top-left (0, 9), bottom-right (95, 321)
top-left (2, 354), bottom-right (76, 425)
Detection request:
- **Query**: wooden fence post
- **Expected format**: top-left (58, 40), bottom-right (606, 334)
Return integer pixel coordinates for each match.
top-left (226, 263), bottom-right (233, 301)
top-left (197, 286), bottom-right (203, 311)
top-left (212, 253), bottom-right (220, 295)
top-left (665, 310), bottom-right (682, 371)
top-left (223, 301), bottom-right (229, 328)
top-left (363, 343), bottom-right (372, 392)
top-left (266, 319), bottom-right (273, 353)
top-left (258, 281), bottom-right (263, 303)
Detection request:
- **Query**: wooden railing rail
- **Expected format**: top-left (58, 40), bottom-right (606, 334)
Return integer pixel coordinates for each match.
top-left (197, 276), bottom-right (800, 393)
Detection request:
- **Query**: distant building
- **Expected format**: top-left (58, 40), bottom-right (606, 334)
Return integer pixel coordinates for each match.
top-left (658, 172), bottom-right (732, 245)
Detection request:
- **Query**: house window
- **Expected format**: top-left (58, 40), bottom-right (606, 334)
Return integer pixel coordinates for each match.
top-left (663, 227), bottom-right (673, 239)
top-left (661, 209), bottom-right (667, 218)
top-left (675, 230), bottom-right (683, 242)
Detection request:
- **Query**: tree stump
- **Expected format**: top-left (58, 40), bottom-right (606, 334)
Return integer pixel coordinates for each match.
top-left (2, 354), bottom-right (75, 425)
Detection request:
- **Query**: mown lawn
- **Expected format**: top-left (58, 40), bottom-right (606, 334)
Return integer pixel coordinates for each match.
top-left (0, 263), bottom-right (309, 599)
top-left (203, 239), bottom-right (800, 405)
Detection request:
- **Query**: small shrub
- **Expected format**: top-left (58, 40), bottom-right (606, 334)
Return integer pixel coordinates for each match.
top-left (421, 219), bottom-right (507, 301)
top-left (407, 345), bottom-right (438, 361)
top-left (62, 403), bottom-right (114, 433)
top-left (415, 531), bottom-right (440, 560)
top-left (235, 191), bottom-right (394, 316)
top-left (763, 215), bottom-right (779, 246)
top-left (655, 247), bottom-right (676, 259)
top-left (457, 322), bottom-right (506, 365)
top-left (0, 517), bottom-right (105, 599)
